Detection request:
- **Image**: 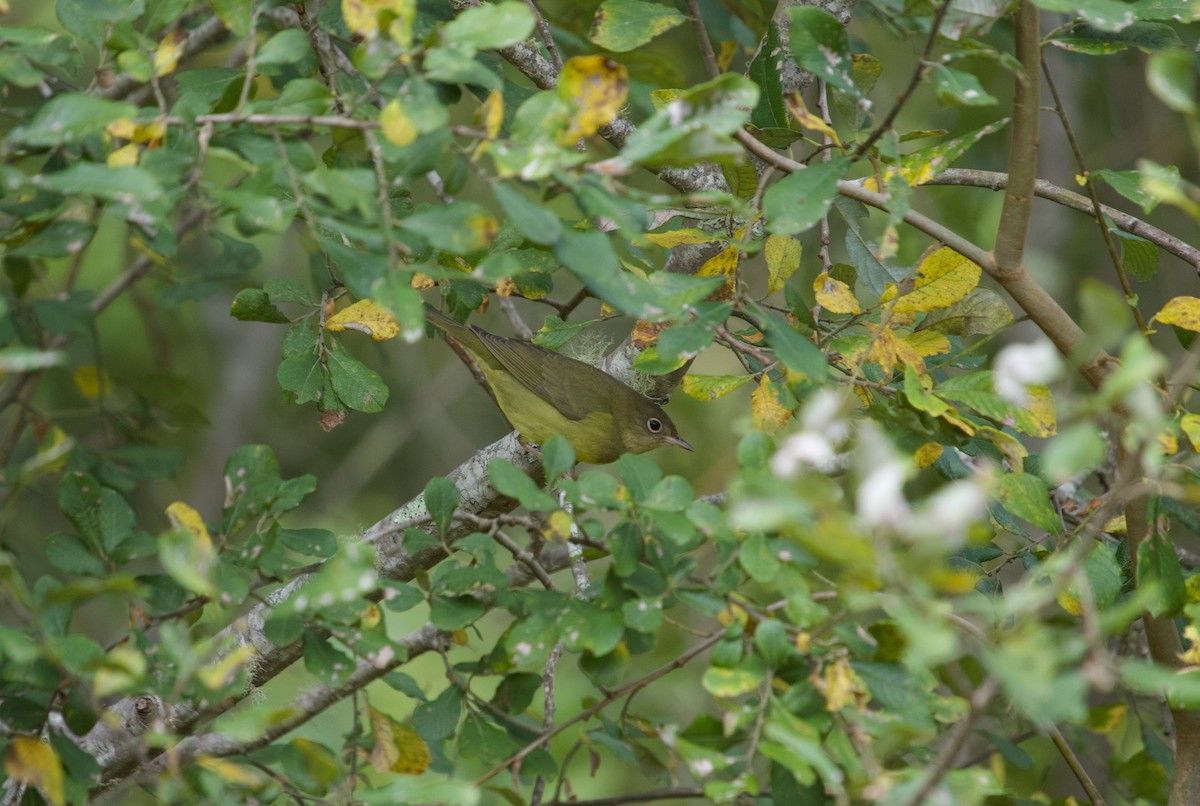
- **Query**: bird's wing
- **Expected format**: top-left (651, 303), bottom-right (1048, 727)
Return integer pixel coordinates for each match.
top-left (479, 333), bottom-right (605, 422)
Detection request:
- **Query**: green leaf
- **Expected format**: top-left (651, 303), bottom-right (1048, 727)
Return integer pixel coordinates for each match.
top-left (302, 631), bottom-right (354, 686)
top-left (763, 158), bottom-right (851, 236)
top-left (740, 532), bottom-right (781, 582)
top-left (680, 373), bottom-right (754, 400)
top-left (488, 459), bottom-right (558, 511)
top-left (1083, 544), bottom-right (1123, 610)
top-left (431, 594), bottom-right (486, 630)
top-left (787, 7), bottom-right (861, 101)
top-left (40, 163), bottom-right (163, 201)
top-left (491, 182), bottom-right (562, 246)
top-left (255, 28), bottom-right (311, 66)
top-left (1040, 423), bottom-right (1107, 485)
top-left (748, 21), bottom-right (789, 129)
top-left (931, 65), bottom-right (998, 106)
top-left (402, 202), bottom-right (498, 256)
top-left (756, 309), bottom-right (828, 382)
top-left (1120, 235), bottom-right (1159, 281)
top-left (702, 656), bottom-right (766, 697)
top-left (614, 453), bottom-right (662, 502)
top-left (159, 527), bottom-right (217, 597)
top-left (441, 0), bottom-right (535, 51)
top-left (560, 601), bottom-right (624, 655)
top-left (1049, 21), bottom-right (1183, 54)
top-left (8, 93), bottom-right (136, 146)
top-left (326, 350), bottom-right (388, 413)
top-left (995, 473), bottom-right (1061, 534)
top-left (540, 435), bottom-right (575, 482)
top-left (754, 619), bottom-right (794, 666)
top-left (222, 445), bottom-right (283, 529)
top-left (1137, 533), bottom-right (1185, 617)
top-left (278, 527), bottom-right (337, 558)
top-left (589, 0), bottom-right (686, 52)
top-left (45, 533), bottom-right (105, 576)
top-left (1147, 48), bottom-right (1197, 114)
top-left (423, 477), bottom-right (461, 535)
top-left (413, 686), bottom-right (463, 741)
top-left (921, 287), bottom-right (1014, 337)
top-left (231, 288), bottom-right (289, 323)
top-left (643, 475), bottom-right (693, 512)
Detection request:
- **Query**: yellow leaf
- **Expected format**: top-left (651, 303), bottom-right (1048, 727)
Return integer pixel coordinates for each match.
top-left (1088, 703), bottom-right (1127, 734)
top-left (751, 376), bottom-right (792, 433)
top-left (73, 365), bottom-right (112, 398)
top-left (196, 756), bottom-right (266, 788)
top-left (5, 737), bottom-right (64, 806)
top-left (717, 601), bottom-right (750, 628)
top-left (1182, 413), bottom-right (1200, 451)
top-left (978, 426), bottom-right (1027, 472)
top-left (1022, 385), bottom-right (1057, 438)
top-left (823, 656), bottom-right (863, 712)
top-left (795, 631), bottom-right (811, 653)
top-left (716, 39), bottom-right (738, 72)
top-left (153, 31), bottom-right (186, 77)
top-left (1181, 625), bottom-right (1200, 665)
top-left (649, 88), bottom-right (684, 110)
top-left (360, 603), bottom-right (381, 628)
top-left (410, 272), bottom-right (435, 290)
top-left (557, 55), bottom-right (628, 142)
top-left (107, 142), bottom-right (140, 168)
top-left (914, 442), bottom-right (942, 468)
top-left (865, 325), bottom-right (924, 374)
top-left (785, 94), bottom-right (840, 147)
top-left (892, 246), bottom-right (981, 313)
top-left (165, 501), bottom-right (212, 548)
top-left (197, 644), bottom-right (257, 690)
top-left (541, 510), bottom-right (574, 542)
top-left (390, 722), bottom-right (431, 775)
top-left (496, 278), bottom-right (517, 298)
top-left (326, 299), bottom-right (401, 341)
top-left (813, 272), bottom-right (860, 314)
top-left (765, 234), bottom-right (802, 294)
top-left (680, 373), bottom-right (753, 401)
top-left (1160, 429), bottom-right (1180, 455)
top-left (480, 90), bottom-right (503, 139)
top-left (1057, 590), bottom-right (1083, 616)
top-left (1155, 296), bottom-right (1200, 331)
top-left (904, 330), bottom-right (950, 358)
top-left (642, 228), bottom-right (719, 248)
top-left (699, 244), bottom-right (740, 300)
top-left (342, 0), bottom-right (410, 39)
top-left (380, 99), bottom-right (418, 148)
top-left (368, 706), bottom-right (400, 773)
top-left (1103, 515), bottom-right (1126, 534)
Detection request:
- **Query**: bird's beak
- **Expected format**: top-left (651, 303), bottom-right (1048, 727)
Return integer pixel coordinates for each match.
top-left (666, 435), bottom-right (694, 452)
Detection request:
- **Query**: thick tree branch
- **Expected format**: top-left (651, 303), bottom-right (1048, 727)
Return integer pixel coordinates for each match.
top-left (993, 0), bottom-right (1039, 274)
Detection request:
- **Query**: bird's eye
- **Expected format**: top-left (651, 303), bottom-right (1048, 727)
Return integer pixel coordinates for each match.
top-left (647, 417), bottom-right (663, 433)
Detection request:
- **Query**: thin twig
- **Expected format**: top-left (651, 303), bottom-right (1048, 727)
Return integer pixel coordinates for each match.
top-left (546, 789), bottom-right (708, 806)
top-left (1046, 723), bottom-right (1107, 805)
top-left (686, 0), bottom-right (721, 80)
top-left (474, 629), bottom-right (727, 786)
top-left (901, 678), bottom-right (998, 806)
top-left (521, 0), bottom-right (563, 71)
top-left (853, 0), bottom-right (952, 159)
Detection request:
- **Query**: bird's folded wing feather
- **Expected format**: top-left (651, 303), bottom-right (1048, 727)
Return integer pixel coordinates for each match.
top-left (479, 333), bottom-right (605, 423)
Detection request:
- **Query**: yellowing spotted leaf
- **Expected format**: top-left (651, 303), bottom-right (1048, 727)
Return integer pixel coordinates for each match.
top-left (642, 228), bottom-right (719, 248)
top-left (1057, 590), bottom-right (1083, 616)
top-left (542, 509), bottom-right (574, 542)
top-left (1182, 413), bottom-right (1200, 451)
top-left (196, 757), bottom-right (266, 787)
top-left (892, 246), bottom-right (981, 313)
top-left (327, 299), bottom-right (401, 342)
top-left (1160, 429), bottom-right (1180, 455)
top-left (1022, 385), bottom-right (1057, 438)
top-left (1155, 296), bottom-right (1200, 331)
top-left (914, 442), bottom-right (943, 468)
top-left (823, 656), bottom-right (864, 712)
top-left (681, 373), bottom-right (753, 400)
top-left (73, 365), bottom-right (112, 398)
top-left (699, 244), bottom-right (739, 299)
top-left (165, 501), bottom-right (212, 549)
top-left (390, 722), bottom-right (431, 774)
top-left (814, 272), bottom-right (860, 314)
top-left (495, 278), bottom-right (517, 298)
top-left (1182, 625), bottom-right (1200, 664)
top-left (865, 325), bottom-right (925, 374)
top-left (368, 706), bottom-right (400, 773)
top-left (766, 234), bottom-right (802, 294)
top-left (343, 0), bottom-right (410, 39)
top-left (153, 31), bottom-right (186, 77)
top-left (717, 39), bottom-right (737, 71)
top-left (558, 55), bottom-right (628, 142)
top-left (5, 737), bottom-right (64, 806)
top-left (904, 330), bottom-right (950, 359)
top-left (410, 272), bottom-right (435, 290)
top-left (751, 375), bottom-right (792, 433)
top-left (380, 99), bottom-right (418, 148)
